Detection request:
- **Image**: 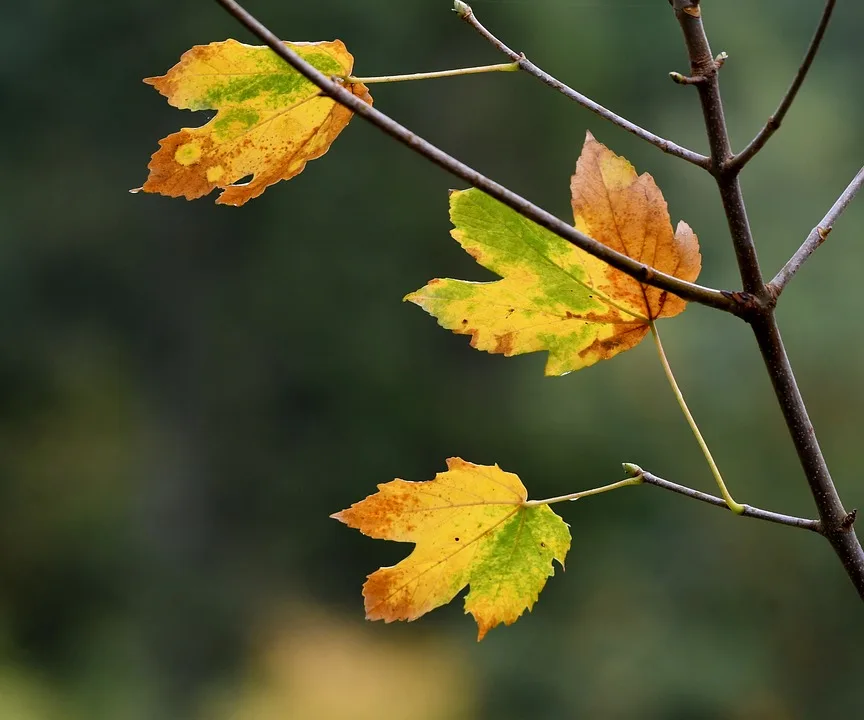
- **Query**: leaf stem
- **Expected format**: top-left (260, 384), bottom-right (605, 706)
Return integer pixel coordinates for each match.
top-left (524, 477), bottom-right (643, 507)
top-left (650, 322), bottom-right (744, 514)
top-left (346, 62), bottom-right (519, 85)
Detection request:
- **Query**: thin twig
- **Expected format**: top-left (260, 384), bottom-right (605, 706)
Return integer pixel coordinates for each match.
top-left (213, 0), bottom-right (740, 314)
top-left (529, 468), bottom-right (820, 532)
top-left (638, 470), bottom-right (822, 533)
top-left (456, 2), bottom-right (710, 170)
top-left (346, 61), bottom-right (518, 85)
top-left (730, 0), bottom-right (836, 171)
top-left (769, 165), bottom-right (864, 296)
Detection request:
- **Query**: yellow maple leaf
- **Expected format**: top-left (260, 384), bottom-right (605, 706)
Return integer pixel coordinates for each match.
top-left (406, 132), bottom-right (701, 375)
top-left (138, 39), bottom-right (371, 206)
top-left (332, 458), bottom-right (571, 641)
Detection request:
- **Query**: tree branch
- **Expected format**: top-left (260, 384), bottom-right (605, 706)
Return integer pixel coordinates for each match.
top-left (671, 0), bottom-right (864, 600)
top-left (455, 1), bottom-right (711, 170)
top-left (730, 0), bottom-right (836, 171)
top-left (747, 313), bottom-right (864, 597)
top-left (636, 469), bottom-right (821, 533)
top-left (213, 0), bottom-right (740, 315)
top-left (213, 0), bottom-right (864, 597)
top-left (671, 1), bottom-right (765, 298)
top-left (531, 465), bottom-right (820, 532)
top-left (769, 165), bottom-right (864, 296)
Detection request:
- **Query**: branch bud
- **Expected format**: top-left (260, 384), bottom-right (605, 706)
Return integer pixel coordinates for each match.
top-left (669, 71), bottom-right (704, 86)
top-left (453, 1), bottom-right (472, 18)
top-left (622, 463), bottom-right (644, 478)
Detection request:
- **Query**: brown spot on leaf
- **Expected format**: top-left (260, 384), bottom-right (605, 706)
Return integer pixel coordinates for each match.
top-left (493, 333), bottom-right (515, 355)
top-left (363, 568), bottom-right (417, 622)
top-left (577, 324), bottom-right (649, 360)
top-left (331, 481), bottom-right (424, 540)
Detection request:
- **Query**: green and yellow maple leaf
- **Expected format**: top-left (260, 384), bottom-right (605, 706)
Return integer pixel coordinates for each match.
top-left (406, 132), bottom-right (701, 375)
top-left (138, 39), bottom-right (371, 206)
top-left (332, 458), bottom-right (570, 641)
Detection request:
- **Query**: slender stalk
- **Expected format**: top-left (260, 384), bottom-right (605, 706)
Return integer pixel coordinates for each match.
top-left (731, 0), bottom-right (836, 171)
top-left (524, 477), bottom-right (642, 506)
top-left (671, 0), bottom-right (864, 599)
top-left (213, 0), bottom-right (741, 315)
top-left (769, 165), bottom-right (864, 296)
top-left (455, 1), bottom-right (710, 170)
top-left (346, 62), bottom-right (518, 85)
top-left (650, 322), bottom-right (744, 514)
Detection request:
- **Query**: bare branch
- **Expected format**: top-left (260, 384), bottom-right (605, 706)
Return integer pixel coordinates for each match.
top-left (456, 2), bottom-right (711, 170)
top-left (730, 0), bottom-right (836, 171)
top-left (213, 0), bottom-right (739, 314)
top-left (671, 1), bottom-right (765, 297)
top-left (671, 0), bottom-right (864, 599)
top-left (769, 165), bottom-right (864, 296)
top-left (637, 469), bottom-right (822, 533)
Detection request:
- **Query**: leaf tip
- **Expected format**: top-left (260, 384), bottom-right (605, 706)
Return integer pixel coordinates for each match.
top-left (473, 614), bottom-right (495, 642)
top-left (543, 359), bottom-right (571, 378)
top-left (445, 456), bottom-right (469, 471)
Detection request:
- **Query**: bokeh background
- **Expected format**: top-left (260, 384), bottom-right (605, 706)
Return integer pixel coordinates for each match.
top-left (2, 0), bottom-right (864, 718)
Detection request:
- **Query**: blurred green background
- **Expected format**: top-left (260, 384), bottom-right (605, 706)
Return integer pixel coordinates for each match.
top-left (2, 0), bottom-right (863, 718)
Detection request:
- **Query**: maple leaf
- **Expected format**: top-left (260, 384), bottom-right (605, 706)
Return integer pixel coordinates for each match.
top-left (138, 39), bottom-right (371, 206)
top-left (332, 458), bottom-right (571, 641)
top-left (405, 132), bottom-right (701, 375)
